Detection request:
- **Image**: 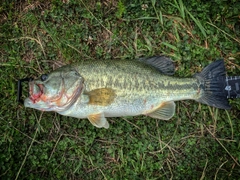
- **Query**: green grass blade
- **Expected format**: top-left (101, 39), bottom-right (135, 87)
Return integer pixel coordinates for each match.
top-left (225, 110), bottom-right (234, 139)
top-left (161, 42), bottom-right (178, 51)
top-left (186, 9), bottom-right (207, 38)
top-left (207, 22), bottom-right (240, 43)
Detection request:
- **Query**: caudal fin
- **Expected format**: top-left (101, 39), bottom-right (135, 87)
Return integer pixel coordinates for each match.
top-left (195, 60), bottom-right (231, 109)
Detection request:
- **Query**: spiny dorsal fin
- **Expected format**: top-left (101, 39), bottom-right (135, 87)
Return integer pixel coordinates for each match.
top-left (88, 113), bottom-right (109, 129)
top-left (146, 101), bottom-right (176, 120)
top-left (139, 56), bottom-right (175, 75)
top-left (85, 88), bottom-right (116, 106)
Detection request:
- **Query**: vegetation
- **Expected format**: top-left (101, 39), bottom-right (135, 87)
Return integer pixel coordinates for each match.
top-left (1, 0), bottom-right (240, 179)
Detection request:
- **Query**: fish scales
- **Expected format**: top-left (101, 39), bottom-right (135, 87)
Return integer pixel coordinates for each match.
top-left (77, 60), bottom-right (198, 96)
top-left (24, 56), bottom-right (232, 128)
top-left (58, 60), bottom-right (200, 122)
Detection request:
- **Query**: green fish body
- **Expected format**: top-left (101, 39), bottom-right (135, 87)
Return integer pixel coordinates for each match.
top-left (24, 56), bottom-right (230, 128)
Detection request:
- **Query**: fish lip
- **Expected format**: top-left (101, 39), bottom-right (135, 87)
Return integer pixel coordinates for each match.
top-left (29, 81), bottom-right (43, 103)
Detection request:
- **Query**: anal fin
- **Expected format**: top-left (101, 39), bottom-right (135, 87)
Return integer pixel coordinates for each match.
top-left (147, 101), bottom-right (176, 120)
top-left (88, 113), bottom-right (109, 129)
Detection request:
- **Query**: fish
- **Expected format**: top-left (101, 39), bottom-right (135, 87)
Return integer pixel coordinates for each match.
top-left (24, 56), bottom-right (238, 129)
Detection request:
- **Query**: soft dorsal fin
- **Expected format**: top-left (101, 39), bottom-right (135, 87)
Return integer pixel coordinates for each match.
top-left (139, 56), bottom-right (175, 75)
top-left (88, 112), bottom-right (109, 129)
top-left (146, 101), bottom-right (176, 120)
top-left (85, 88), bottom-right (116, 106)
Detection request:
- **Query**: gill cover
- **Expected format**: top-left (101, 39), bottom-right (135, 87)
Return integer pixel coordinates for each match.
top-left (24, 65), bottom-right (84, 112)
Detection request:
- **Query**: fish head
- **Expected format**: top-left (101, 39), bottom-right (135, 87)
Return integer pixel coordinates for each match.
top-left (24, 65), bottom-right (84, 112)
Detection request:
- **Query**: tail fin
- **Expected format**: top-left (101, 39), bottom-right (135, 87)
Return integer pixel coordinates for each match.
top-left (195, 60), bottom-right (231, 109)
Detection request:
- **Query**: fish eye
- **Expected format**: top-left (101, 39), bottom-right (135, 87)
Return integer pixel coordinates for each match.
top-left (75, 71), bottom-right (80, 76)
top-left (41, 74), bottom-right (48, 81)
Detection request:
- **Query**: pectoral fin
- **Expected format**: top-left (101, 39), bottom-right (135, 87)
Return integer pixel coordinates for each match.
top-left (86, 88), bottom-right (116, 106)
top-left (147, 101), bottom-right (176, 120)
top-left (88, 113), bottom-right (109, 129)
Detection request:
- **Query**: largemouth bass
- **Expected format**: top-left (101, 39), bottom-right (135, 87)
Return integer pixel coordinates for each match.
top-left (24, 56), bottom-right (237, 128)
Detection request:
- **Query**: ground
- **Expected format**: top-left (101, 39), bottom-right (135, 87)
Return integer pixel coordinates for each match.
top-left (0, 0), bottom-right (240, 179)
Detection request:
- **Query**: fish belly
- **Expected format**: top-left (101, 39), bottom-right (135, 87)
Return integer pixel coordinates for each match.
top-left (58, 94), bottom-right (161, 118)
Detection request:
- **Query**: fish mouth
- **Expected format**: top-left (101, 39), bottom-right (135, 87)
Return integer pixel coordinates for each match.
top-left (25, 80), bottom-right (83, 112)
top-left (29, 82), bottom-right (44, 103)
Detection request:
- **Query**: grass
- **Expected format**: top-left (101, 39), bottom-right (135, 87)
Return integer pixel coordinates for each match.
top-left (1, 0), bottom-right (240, 179)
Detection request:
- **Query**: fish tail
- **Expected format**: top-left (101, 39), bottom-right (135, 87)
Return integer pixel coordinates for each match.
top-left (195, 60), bottom-right (231, 109)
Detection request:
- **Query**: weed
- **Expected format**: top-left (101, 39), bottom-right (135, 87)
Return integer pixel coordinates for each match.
top-left (0, 0), bottom-right (240, 179)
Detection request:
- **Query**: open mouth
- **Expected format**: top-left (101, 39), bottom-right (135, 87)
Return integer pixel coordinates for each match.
top-left (29, 82), bottom-right (44, 103)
